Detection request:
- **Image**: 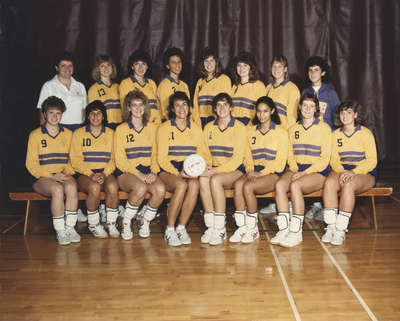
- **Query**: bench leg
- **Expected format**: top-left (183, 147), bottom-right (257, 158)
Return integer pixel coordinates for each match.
top-left (24, 200), bottom-right (40, 235)
top-left (371, 195), bottom-right (378, 231)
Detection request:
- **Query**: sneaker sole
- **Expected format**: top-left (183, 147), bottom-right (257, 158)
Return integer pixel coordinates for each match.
top-left (280, 240), bottom-right (302, 248)
top-left (242, 236), bottom-right (259, 244)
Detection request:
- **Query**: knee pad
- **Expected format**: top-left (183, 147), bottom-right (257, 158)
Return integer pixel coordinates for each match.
top-left (324, 208), bottom-right (338, 225)
top-left (203, 212), bottom-right (213, 228)
top-left (214, 213), bottom-right (226, 230)
top-left (277, 213), bottom-right (289, 230)
top-left (336, 211), bottom-right (351, 231)
top-left (289, 215), bottom-right (303, 233)
top-left (233, 211), bottom-right (246, 227)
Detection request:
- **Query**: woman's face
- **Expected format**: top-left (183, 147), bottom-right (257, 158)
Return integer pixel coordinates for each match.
top-left (132, 60), bottom-right (148, 78)
top-left (300, 99), bottom-right (316, 120)
top-left (99, 61), bottom-right (113, 78)
top-left (128, 98), bottom-right (146, 119)
top-left (204, 56), bottom-right (216, 75)
top-left (237, 62), bottom-right (250, 79)
top-left (271, 61), bottom-right (287, 81)
top-left (256, 103), bottom-right (273, 124)
top-left (173, 99), bottom-right (189, 120)
top-left (88, 109), bottom-right (104, 127)
top-left (167, 55), bottom-right (182, 76)
top-left (215, 99), bottom-right (232, 119)
top-left (308, 65), bottom-right (325, 85)
top-left (340, 108), bottom-right (358, 126)
top-left (45, 107), bottom-right (63, 126)
top-left (56, 60), bottom-right (73, 79)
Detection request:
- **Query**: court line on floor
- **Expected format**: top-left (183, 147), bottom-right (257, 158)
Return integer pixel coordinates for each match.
top-left (259, 218), bottom-right (302, 321)
top-left (305, 220), bottom-right (378, 321)
top-left (1, 217), bottom-right (24, 234)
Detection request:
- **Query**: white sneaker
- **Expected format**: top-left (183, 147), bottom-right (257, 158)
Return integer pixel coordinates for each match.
top-left (66, 226), bottom-right (81, 243)
top-left (106, 222), bottom-right (120, 238)
top-left (270, 229), bottom-right (289, 245)
top-left (280, 231), bottom-right (303, 248)
top-left (201, 228), bottom-right (213, 244)
top-left (331, 230), bottom-right (346, 246)
top-left (209, 228), bottom-right (226, 246)
top-left (321, 224), bottom-right (335, 243)
top-left (305, 203), bottom-right (323, 219)
top-left (77, 209), bottom-right (87, 222)
top-left (56, 230), bottom-right (71, 245)
top-left (241, 228), bottom-right (259, 243)
top-left (164, 229), bottom-right (182, 246)
top-left (138, 219), bottom-right (150, 238)
top-left (88, 224), bottom-right (108, 238)
top-left (259, 203), bottom-right (276, 214)
top-left (121, 223), bottom-right (133, 240)
top-left (229, 226), bottom-right (248, 243)
top-left (176, 226), bottom-right (191, 245)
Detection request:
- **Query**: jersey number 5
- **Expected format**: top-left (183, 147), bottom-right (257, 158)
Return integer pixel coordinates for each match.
top-left (337, 138), bottom-right (342, 147)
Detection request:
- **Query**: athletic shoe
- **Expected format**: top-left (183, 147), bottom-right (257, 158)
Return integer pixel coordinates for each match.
top-left (138, 219), bottom-right (150, 238)
top-left (270, 229), bottom-right (289, 245)
top-left (259, 203), bottom-right (277, 215)
top-left (56, 230), bottom-right (71, 245)
top-left (121, 224), bottom-right (133, 240)
top-left (88, 224), bottom-right (108, 238)
top-left (65, 226), bottom-right (81, 243)
top-left (200, 228), bottom-right (213, 244)
top-left (280, 231), bottom-right (302, 248)
top-left (176, 225), bottom-right (191, 245)
top-left (321, 225), bottom-right (335, 243)
top-left (229, 226), bottom-right (248, 243)
top-left (209, 228), bottom-right (226, 246)
top-left (118, 205), bottom-right (125, 218)
top-left (106, 222), bottom-right (120, 238)
top-left (331, 230), bottom-right (346, 246)
top-left (164, 229), bottom-right (182, 247)
top-left (305, 203), bottom-right (323, 219)
top-left (241, 228), bottom-right (259, 243)
top-left (136, 206), bottom-right (146, 221)
top-left (77, 209), bottom-right (87, 222)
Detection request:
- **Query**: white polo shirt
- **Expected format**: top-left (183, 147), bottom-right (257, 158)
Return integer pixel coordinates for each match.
top-left (37, 75), bottom-right (87, 125)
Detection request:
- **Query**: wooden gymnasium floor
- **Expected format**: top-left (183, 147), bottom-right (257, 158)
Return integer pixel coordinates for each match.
top-left (1, 176), bottom-right (399, 321)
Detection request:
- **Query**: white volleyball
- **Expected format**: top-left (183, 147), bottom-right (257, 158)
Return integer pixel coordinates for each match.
top-left (183, 154), bottom-right (206, 177)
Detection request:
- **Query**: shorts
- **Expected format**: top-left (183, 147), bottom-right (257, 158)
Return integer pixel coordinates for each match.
top-left (297, 163), bottom-right (331, 177)
top-left (237, 164), bottom-right (246, 174)
top-left (254, 165), bottom-right (285, 177)
top-left (73, 168), bottom-right (105, 179)
top-left (115, 165), bottom-right (151, 177)
top-left (160, 160), bottom-right (184, 174)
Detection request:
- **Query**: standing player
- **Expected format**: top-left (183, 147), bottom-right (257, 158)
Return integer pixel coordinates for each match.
top-left (157, 47), bottom-right (190, 122)
top-left (230, 52), bottom-right (266, 125)
top-left (26, 96), bottom-right (79, 245)
top-left (114, 89), bottom-right (166, 240)
top-left (272, 93), bottom-right (331, 247)
top-left (88, 55), bottom-right (122, 130)
top-left (70, 101), bottom-right (120, 238)
top-left (192, 47), bottom-right (232, 128)
top-left (119, 50), bottom-right (161, 124)
top-left (200, 93), bottom-right (250, 245)
top-left (157, 91), bottom-right (211, 246)
top-left (302, 56), bottom-right (340, 220)
top-left (232, 96), bottom-right (289, 243)
top-left (322, 101), bottom-right (377, 245)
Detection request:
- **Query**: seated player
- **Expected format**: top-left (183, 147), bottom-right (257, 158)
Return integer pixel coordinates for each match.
top-left (114, 89), bottom-right (166, 240)
top-left (157, 91), bottom-right (211, 246)
top-left (272, 93), bottom-right (332, 247)
top-left (322, 101), bottom-right (377, 245)
top-left (200, 93), bottom-right (250, 245)
top-left (70, 101), bottom-right (120, 238)
top-left (26, 96), bottom-right (79, 245)
top-left (232, 96), bottom-right (289, 243)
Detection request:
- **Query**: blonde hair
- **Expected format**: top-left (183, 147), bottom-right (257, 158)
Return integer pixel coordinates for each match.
top-left (122, 89), bottom-right (150, 124)
top-left (91, 55), bottom-right (117, 81)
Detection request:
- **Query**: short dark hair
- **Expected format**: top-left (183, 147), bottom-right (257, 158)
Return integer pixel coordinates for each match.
top-left (163, 47), bottom-right (184, 73)
top-left (212, 92), bottom-right (233, 113)
top-left (335, 100), bottom-right (364, 127)
top-left (41, 96), bottom-right (66, 113)
top-left (231, 51), bottom-right (260, 85)
top-left (298, 93), bottom-right (320, 120)
top-left (168, 91), bottom-right (191, 120)
top-left (252, 96), bottom-right (281, 126)
top-left (197, 47), bottom-right (223, 79)
top-left (84, 100), bottom-right (108, 126)
top-left (55, 51), bottom-right (74, 67)
top-left (270, 55), bottom-right (289, 80)
top-left (304, 56), bottom-right (331, 84)
top-left (127, 50), bottom-right (152, 76)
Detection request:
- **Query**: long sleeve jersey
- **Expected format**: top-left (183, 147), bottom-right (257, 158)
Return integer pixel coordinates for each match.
top-left (231, 80), bottom-right (266, 122)
top-left (88, 81), bottom-right (122, 124)
top-left (157, 119), bottom-right (211, 176)
top-left (192, 74), bottom-right (232, 126)
top-left (330, 125), bottom-right (377, 174)
top-left (247, 122), bottom-right (289, 175)
top-left (114, 121), bottom-right (159, 175)
top-left (70, 125), bottom-right (115, 176)
top-left (266, 79), bottom-right (300, 130)
top-left (204, 117), bottom-right (251, 173)
top-left (119, 76), bottom-right (161, 124)
top-left (157, 75), bottom-right (190, 121)
top-left (287, 118), bottom-right (332, 173)
top-left (26, 125), bottom-right (74, 179)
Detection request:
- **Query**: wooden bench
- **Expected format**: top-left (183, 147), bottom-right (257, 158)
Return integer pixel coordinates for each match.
top-left (9, 187), bottom-right (392, 235)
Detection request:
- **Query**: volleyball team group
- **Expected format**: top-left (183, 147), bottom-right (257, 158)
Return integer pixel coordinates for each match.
top-left (26, 47), bottom-right (377, 248)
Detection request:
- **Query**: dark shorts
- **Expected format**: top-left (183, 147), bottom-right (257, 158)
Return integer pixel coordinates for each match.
top-left (73, 168), bottom-right (105, 179)
top-left (160, 160), bottom-right (184, 174)
top-left (115, 165), bottom-right (151, 177)
top-left (297, 163), bottom-right (331, 177)
top-left (254, 165), bottom-right (285, 177)
top-left (237, 164), bottom-right (246, 174)
top-left (343, 164), bottom-right (377, 185)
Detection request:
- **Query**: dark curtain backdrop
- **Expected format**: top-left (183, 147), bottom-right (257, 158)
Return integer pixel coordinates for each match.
top-left (1, 0), bottom-right (399, 195)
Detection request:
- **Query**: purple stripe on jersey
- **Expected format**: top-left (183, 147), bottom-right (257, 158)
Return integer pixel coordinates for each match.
top-left (211, 151), bottom-right (233, 157)
top-left (168, 151), bottom-right (194, 156)
top-left (209, 145), bottom-right (234, 151)
top-left (149, 104), bottom-right (158, 110)
top-left (39, 153), bottom-right (69, 159)
top-left (340, 156), bottom-right (366, 162)
top-left (199, 95), bottom-right (215, 99)
top-left (105, 103), bottom-right (121, 110)
top-left (294, 150), bottom-right (321, 157)
top-left (169, 146), bottom-right (197, 151)
top-left (232, 102), bottom-right (254, 110)
top-left (276, 108), bottom-right (287, 116)
top-left (232, 97), bottom-right (255, 104)
top-left (125, 146), bottom-right (152, 153)
top-left (127, 152), bottom-right (151, 159)
top-left (339, 151), bottom-right (365, 156)
top-left (293, 144), bottom-right (321, 151)
top-left (83, 151), bottom-right (111, 156)
top-left (253, 154), bottom-right (275, 161)
top-left (252, 148), bottom-right (277, 155)
top-left (274, 101), bottom-right (287, 111)
top-left (84, 157), bottom-right (110, 162)
top-left (199, 101), bottom-right (213, 106)
top-left (39, 159), bottom-right (68, 165)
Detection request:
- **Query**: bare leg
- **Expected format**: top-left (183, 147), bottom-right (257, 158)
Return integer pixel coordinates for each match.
top-left (323, 172), bottom-right (340, 209)
top-left (199, 176), bottom-right (214, 213)
top-left (340, 174), bottom-right (375, 212)
top-left (77, 175), bottom-right (101, 211)
top-left (244, 174), bottom-right (279, 214)
top-left (211, 170), bottom-right (243, 213)
top-left (233, 175), bottom-right (248, 211)
top-left (178, 178), bottom-right (199, 225)
top-left (104, 175), bottom-right (119, 209)
top-left (275, 171), bottom-right (294, 213)
top-left (118, 173), bottom-right (148, 206)
top-left (33, 178), bottom-right (66, 217)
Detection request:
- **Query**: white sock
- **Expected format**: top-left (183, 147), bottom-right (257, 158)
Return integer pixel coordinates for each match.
top-left (53, 215), bottom-right (65, 231)
top-left (65, 210), bottom-right (77, 227)
top-left (87, 209), bottom-right (100, 226)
